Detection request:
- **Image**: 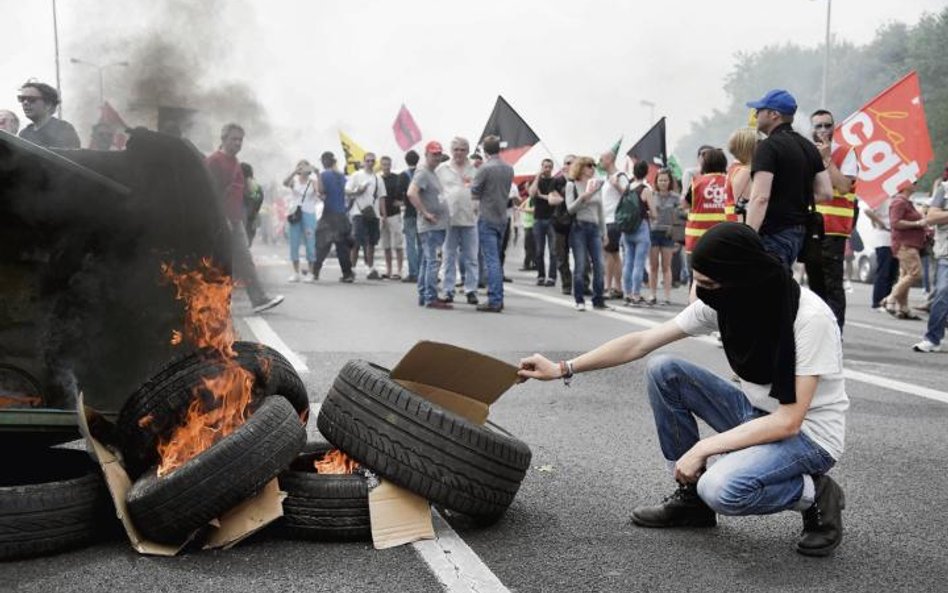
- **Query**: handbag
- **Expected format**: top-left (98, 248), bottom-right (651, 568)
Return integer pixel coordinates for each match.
top-left (552, 182), bottom-right (577, 233)
top-left (360, 176), bottom-right (380, 220)
top-left (788, 132), bottom-right (825, 265)
top-left (287, 179), bottom-right (311, 224)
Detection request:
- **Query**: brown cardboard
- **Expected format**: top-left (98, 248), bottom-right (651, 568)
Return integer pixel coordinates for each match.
top-left (76, 392), bottom-right (284, 555)
top-left (366, 341), bottom-right (521, 548)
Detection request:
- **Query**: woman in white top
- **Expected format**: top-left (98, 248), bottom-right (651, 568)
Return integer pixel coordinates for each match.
top-left (282, 159), bottom-right (320, 282)
top-left (519, 223), bottom-right (849, 557)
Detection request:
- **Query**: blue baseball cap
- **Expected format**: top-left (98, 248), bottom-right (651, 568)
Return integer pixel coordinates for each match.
top-left (746, 89), bottom-right (798, 115)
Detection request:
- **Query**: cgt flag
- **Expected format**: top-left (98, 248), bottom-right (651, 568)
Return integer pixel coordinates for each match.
top-left (479, 96), bottom-right (540, 166)
top-left (392, 104), bottom-right (422, 151)
top-left (626, 117), bottom-right (667, 182)
top-left (339, 130), bottom-right (375, 175)
top-left (832, 71), bottom-right (934, 208)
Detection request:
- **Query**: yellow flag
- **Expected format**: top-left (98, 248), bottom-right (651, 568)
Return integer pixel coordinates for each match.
top-left (747, 108), bottom-right (758, 128)
top-left (338, 131), bottom-right (380, 175)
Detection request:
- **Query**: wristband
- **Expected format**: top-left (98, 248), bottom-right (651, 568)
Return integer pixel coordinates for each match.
top-left (558, 360), bottom-right (574, 387)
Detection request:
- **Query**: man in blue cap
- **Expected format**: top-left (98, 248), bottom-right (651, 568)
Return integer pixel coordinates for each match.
top-left (744, 89), bottom-right (834, 267)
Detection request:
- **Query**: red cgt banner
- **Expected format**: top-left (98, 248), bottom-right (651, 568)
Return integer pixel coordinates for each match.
top-left (833, 71), bottom-right (934, 208)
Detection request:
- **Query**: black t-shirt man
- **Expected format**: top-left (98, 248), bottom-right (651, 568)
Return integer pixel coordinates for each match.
top-left (534, 176), bottom-right (562, 220)
top-left (381, 172), bottom-right (402, 217)
top-left (751, 123), bottom-right (826, 235)
top-left (400, 168), bottom-right (416, 218)
top-left (19, 117), bottom-right (81, 149)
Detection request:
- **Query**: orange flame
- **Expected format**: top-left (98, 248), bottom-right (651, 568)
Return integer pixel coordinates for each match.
top-left (314, 449), bottom-right (360, 474)
top-left (0, 394), bottom-right (42, 408)
top-left (138, 414), bottom-right (154, 428)
top-left (155, 258), bottom-right (252, 478)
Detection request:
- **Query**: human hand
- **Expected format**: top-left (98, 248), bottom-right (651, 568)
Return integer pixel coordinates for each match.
top-left (423, 211), bottom-right (437, 223)
top-left (816, 139), bottom-right (831, 161)
top-left (674, 445), bottom-right (708, 484)
top-left (517, 354), bottom-right (561, 382)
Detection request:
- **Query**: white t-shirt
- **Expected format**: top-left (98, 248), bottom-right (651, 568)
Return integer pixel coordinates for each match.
top-left (436, 161), bottom-right (478, 227)
top-left (673, 288), bottom-right (849, 460)
top-left (291, 174), bottom-right (319, 215)
top-left (600, 171), bottom-right (630, 224)
top-left (345, 170), bottom-right (386, 217)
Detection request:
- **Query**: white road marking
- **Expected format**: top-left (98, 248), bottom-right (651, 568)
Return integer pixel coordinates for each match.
top-left (847, 320), bottom-right (918, 338)
top-left (412, 509), bottom-right (511, 593)
top-left (243, 316), bottom-right (310, 373)
top-left (507, 285), bottom-right (948, 404)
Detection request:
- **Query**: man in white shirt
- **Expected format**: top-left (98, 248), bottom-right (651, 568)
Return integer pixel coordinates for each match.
top-left (345, 153), bottom-right (386, 280)
top-left (436, 137), bottom-right (480, 305)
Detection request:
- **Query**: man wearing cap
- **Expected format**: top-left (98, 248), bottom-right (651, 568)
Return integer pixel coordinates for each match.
top-left (745, 89), bottom-right (834, 268)
top-left (407, 141), bottom-right (452, 309)
top-left (471, 135), bottom-right (515, 312)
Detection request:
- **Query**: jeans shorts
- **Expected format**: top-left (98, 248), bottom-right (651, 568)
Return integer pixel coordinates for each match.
top-left (605, 223), bottom-right (621, 254)
top-left (352, 215), bottom-right (380, 247)
top-left (650, 229), bottom-right (675, 249)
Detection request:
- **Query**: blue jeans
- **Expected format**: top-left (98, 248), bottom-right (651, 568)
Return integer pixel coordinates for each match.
top-left (288, 211), bottom-right (317, 263)
top-left (533, 219), bottom-right (557, 281)
top-left (403, 216), bottom-right (421, 279)
top-left (646, 355), bottom-right (835, 515)
top-left (444, 225), bottom-right (479, 295)
top-left (570, 220), bottom-right (605, 306)
top-left (478, 219), bottom-right (506, 307)
top-left (417, 229), bottom-right (446, 305)
top-left (925, 259), bottom-right (948, 345)
top-left (760, 225), bottom-right (805, 268)
top-left (621, 223), bottom-right (651, 296)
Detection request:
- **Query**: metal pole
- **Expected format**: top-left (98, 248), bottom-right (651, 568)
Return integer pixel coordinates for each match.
top-left (821, 0), bottom-right (831, 108)
top-left (52, 0), bottom-right (62, 117)
top-left (98, 68), bottom-right (104, 106)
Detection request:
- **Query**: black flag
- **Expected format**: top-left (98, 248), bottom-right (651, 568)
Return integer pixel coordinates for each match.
top-left (626, 117), bottom-right (667, 168)
top-left (479, 96), bottom-right (540, 166)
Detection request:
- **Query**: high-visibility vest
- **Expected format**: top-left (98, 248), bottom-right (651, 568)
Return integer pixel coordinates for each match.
top-left (685, 173), bottom-right (734, 253)
top-left (724, 162), bottom-right (747, 219)
top-left (817, 146), bottom-right (857, 237)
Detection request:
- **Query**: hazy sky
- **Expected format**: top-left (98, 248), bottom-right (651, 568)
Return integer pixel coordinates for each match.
top-left (1, 0), bottom-right (943, 175)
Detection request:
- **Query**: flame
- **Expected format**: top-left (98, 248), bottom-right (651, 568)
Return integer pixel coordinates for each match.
top-left (138, 414), bottom-right (154, 428)
top-left (0, 394), bottom-right (42, 408)
top-left (154, 258), bottom-right (253, 478)
top-left (314, 449), bottom-right (360, 474)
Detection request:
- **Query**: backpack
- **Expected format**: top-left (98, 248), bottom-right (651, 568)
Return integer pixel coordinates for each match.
top-left (615, 178), bottom-right (644, 234)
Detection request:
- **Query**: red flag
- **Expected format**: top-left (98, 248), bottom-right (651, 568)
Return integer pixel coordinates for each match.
top-left (833, 71), bottom-right (934, 208)
top-left (93, 101), bottom-right (128, 150)
top-left (392, 104), bottom-right (422, 151)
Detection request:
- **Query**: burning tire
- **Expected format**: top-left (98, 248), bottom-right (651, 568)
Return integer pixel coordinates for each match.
top-left (0, 448), bottom-right (111, 560)
top-left (317, 360), bottom-right (532, 520)
top-left (117, 341), bottom-right (309, 478)
top-left (275, 443), bottom-right (371, 542)
top-left (125, 396), bottom-right (305, 544)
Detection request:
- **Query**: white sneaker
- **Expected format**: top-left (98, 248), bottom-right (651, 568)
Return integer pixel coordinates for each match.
top-left (844, 280), bottom-right (853, 293)
top-left (302, 274), bottom-right (315, 283)
top-left (575, 303), bottom-right (586, 312)
top-left (912, 339), bottom-right (942, 353)
top-left (288, 273), bottom-right (300, 283)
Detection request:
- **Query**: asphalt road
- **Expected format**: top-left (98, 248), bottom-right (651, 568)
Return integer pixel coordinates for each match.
top-left (8, 239), bottom-right (948, 593)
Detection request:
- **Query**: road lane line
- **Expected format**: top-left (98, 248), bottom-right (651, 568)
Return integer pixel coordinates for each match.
top-left (243, 316), bottom-right (310, 373)
top-left (847, 320), bottom-right (918, 338)
top-left (507, 285), bottom-right (948, 404)
top-left (412, 510), bottom-right (510, 593)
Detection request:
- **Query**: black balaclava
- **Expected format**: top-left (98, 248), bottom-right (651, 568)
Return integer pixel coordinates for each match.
top-left (691, 223), bottom-right (801, 404)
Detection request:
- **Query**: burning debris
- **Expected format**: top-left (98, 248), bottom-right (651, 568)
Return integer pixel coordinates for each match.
top-left (314, 449), bottom-right (360, 475)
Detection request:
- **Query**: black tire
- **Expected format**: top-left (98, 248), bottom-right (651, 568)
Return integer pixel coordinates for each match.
top-left (117, 341), bottom-right (309, 478)
top-left (275, 443), bottom-right (370, 542)
top-left (125, 396), bottom-right (305, 544)
top-left (316, 360), bottom-right (532, 519)
top-left (0, 448), bottom-right (111, 560)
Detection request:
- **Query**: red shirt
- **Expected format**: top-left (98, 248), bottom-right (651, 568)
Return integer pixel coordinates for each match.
top-left (889, 196), bottom-right (925, 252)
top-left (205, 150), bottom-right (245, 223)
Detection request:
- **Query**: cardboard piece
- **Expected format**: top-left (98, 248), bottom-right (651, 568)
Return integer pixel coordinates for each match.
top-left (367, 341), bottom-right (521, 548)
top-left (76, 392), bottom-right (284, 555)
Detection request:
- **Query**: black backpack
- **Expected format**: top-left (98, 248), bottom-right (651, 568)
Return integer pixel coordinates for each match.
top-left (615, 178), bottom-right (644, 234)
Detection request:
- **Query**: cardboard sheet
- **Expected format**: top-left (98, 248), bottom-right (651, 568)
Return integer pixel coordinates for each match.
top-left (368, 479), bottom-right (435, 550)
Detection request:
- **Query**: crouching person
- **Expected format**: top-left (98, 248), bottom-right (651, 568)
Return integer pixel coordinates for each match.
top-left (518, 222), bottom-right (848, 556)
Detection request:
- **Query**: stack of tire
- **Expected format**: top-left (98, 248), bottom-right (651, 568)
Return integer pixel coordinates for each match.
top-left (116, 342), bottom-right (309, 544)
top-left (282, 359), bottom-right (534, 541)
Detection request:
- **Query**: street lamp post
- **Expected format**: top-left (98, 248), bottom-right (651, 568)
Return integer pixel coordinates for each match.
top-left (820, 0), bottom-right (832, 108)
top-left (69, 58), bottom-right (129, 106)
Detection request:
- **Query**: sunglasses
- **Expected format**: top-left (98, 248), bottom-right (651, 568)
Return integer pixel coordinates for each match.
top-left (17, 95), bottom-right (42, 104)
top-left (813, 123), bottom-right (834, 129)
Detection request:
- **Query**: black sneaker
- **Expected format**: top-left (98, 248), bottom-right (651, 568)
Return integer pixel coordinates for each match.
top-left (630, 483), bottom-right (717, 528)
top-left (339, 275), bottom-right (355, 284)
top-left (367, 269), bottom-right (381, 280)
top-left (544, 279), bottom-right (556, 287)
top-left (536, 278), bottom-right (546, 286)
top-left (796, 474), bottom-right (845, 557)
top-left (466, 292), bottom-right (479, 305)
top-left (439, 295), bottom-right (454, 304)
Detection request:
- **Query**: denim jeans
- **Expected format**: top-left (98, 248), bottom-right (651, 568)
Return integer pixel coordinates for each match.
top-left (872, 246), bottom-right (899, 308)
top-left (444, 225), bottom-right (479, 296)
top-left (288, 211), bottom-right (317, 264)
top-left (621, 223), bottom-right (651, 296)
top-left (760, 225), bottom-right (805, 269)
top-left (417, 229), bottom-right (446, 305)
top-left (403, 216), bottom-right (421, 279)
top-left (570, 220), bottom-right (605, 306)
top-left (925, 259), bottom-right (948, 345)
top-left (478, 219), bottom-right (506, 307)
top-left (533, 218), bottom-right (557, 281)
top-left (645, 355), bottom-right (835, 515)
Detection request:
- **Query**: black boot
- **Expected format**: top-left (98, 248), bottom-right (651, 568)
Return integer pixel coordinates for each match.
top-left (796, 474), bottom-right (845, 557)
top-left (630, 483), bottom-right (717, 528)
